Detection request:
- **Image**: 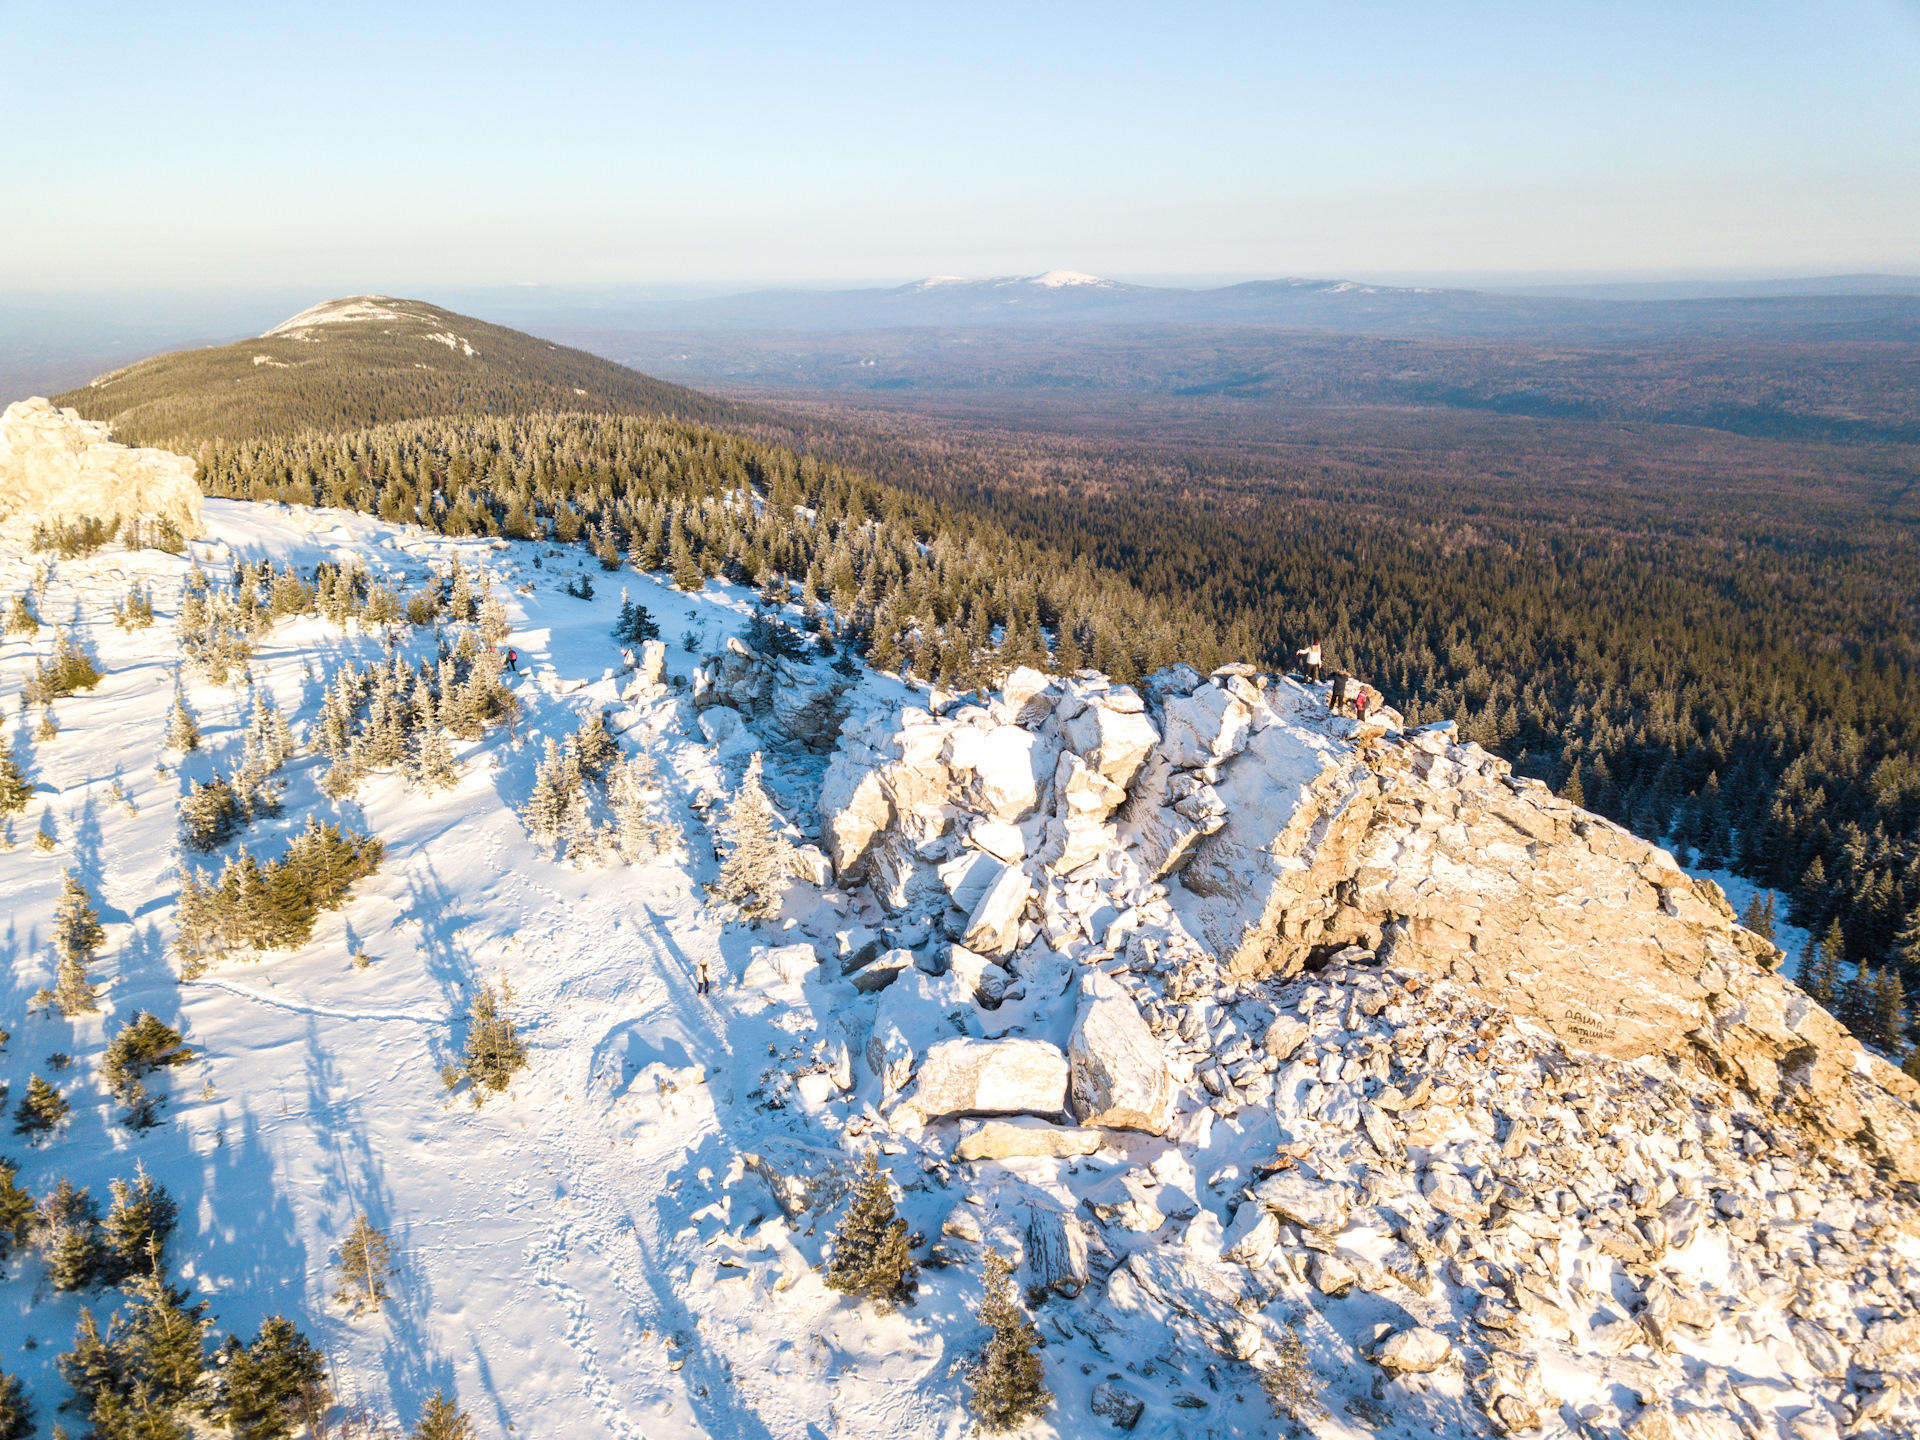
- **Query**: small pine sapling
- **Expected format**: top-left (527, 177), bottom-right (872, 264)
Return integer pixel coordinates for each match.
top-left (824, 1153), bottom-right (917, 1313)
top-left (14, 1073), bottom-right (69, 1142)
top-left (463, 976), bottom-right (528, 1103)
top-left (1259, 1324), bottom-right (1326, 1431)
top-left (2, 593), bottom-right (38, 637)
top-left (966, 1247), bottom-right (1052, 1433)
top-left (37, 1178), bottom-right (104, 1291)
top-left (568, 711), bottom-right (618, 780)
top-left (102, 1163), bottom-right (180, 1284)
top-left (0, 1161), bottom-right (33, 1261)
top-left (607, 751), bottom-right (670, 861)
top-left (412, 1388), bottom-right (476, 1440)
top-left (52, 869), bottom-right (105, 1018)
top-left (333, 1213), bottom-right (394, 1317)
top-left (100, 1012), bottom-right (194, 1129)
top-left (711, 753), bottom-right (793, 922)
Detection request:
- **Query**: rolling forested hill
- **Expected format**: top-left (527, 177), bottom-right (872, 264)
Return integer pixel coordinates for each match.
top-left (52, 295), bottom-right (758, 446)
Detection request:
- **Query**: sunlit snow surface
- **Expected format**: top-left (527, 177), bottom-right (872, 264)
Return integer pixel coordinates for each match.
top-left (0, 500), bottom-right (965, 1439)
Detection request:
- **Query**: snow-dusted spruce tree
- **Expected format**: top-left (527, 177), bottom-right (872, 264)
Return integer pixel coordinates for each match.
top-left (2, 592), bottom-right (37, 638)
top-left (217, 1314), bottom-right (328, 1440)
top-left (825, 1153), bottom-right (917, 1313)
top-left (0, 1161), bottom-right (32, 1260)
top-left (0, 752), bottom-right (29, 816)
top-left (52, 870), bottom-right (105, 1018)
top-left (13, 1074), bottom-right (69, 1142)
top-left (568, 711), bottom-right (617, 780)
top-left (606, 751), bottom-right (669, 861)
top-left (333, 1213), bottom-right (393, 1317)
top-left (412, 1389), bottom-right (476, 1440)
top-left (967, 1248), bottom-right (1051, 1432)
top-left (521, 738), bottom-right (570, 856)
top-left (462, 975), bottom-right (528, 1103)
top-left (101, 1164), bottom-right (179, 1285)
top-left (409, 692), bottom-right (460, 794)
top-left (162, 687), bottom-right (201, 752)
top-left (37, 1178), bottom-right (103, 1292)
top-left (0, 1365), bottom-right (30, 1440)
top-left (711, 754), bottom-right (793, 921)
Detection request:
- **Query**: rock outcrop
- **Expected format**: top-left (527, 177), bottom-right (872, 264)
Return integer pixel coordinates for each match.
top-left (0, 397), bottom-right (203, 536)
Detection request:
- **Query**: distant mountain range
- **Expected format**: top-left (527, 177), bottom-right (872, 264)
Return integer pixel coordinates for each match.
top-left (509, 271), bottom-right (1920, 343)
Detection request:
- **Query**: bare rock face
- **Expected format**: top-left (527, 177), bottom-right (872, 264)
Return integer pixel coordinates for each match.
top-left (0, 397), bottom-right (203, 535)
top-left (953, 1117), bottom-right (1102, 1161)
top-left (1067, 972), bottom-right (1174, 1133)
top-left (893, 1037), bottom-right (1068, 1123)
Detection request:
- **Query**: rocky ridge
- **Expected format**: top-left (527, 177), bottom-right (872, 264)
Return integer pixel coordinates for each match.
top-left (710, 658), bottom-right (1920, 1437)
top-left (0, 396), bottom-right (204, 535)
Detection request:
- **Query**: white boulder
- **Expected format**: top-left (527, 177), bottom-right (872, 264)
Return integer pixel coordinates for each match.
top-left (1067, 973), bottom-right (1174, 1133)
top-left (1161, 682), bottom-right (1253, 768)
top-left (944, 723), bottom-right (1057, 822)
top-left (962, 863), bottom-right (1031, 956)
top-left (954, 1117), bottom-right (1103, 1161)
top-left (1374, 1327), bottom-right (1452, 1375)
top-left (1062, 702), bottom-right (1158, 789)
top-left (894, 1037), bottom-right (1068, 1123)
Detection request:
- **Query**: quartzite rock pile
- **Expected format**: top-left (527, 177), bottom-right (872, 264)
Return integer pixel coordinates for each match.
top-left (738, 657), bottom-right (1920, 1437)
top-left (0, 397), bottom-right (203, 536)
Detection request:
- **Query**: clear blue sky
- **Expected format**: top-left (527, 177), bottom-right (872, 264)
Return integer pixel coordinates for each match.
top-left (5, 0), bottom-right (1919, 291)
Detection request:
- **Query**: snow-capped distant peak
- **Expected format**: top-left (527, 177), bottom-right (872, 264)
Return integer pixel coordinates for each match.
top-left (1026, 269), bottom-right (1114, 288)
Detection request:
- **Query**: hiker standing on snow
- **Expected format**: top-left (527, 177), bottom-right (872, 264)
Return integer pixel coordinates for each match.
top-left (504, 646), bottom-right (519, 674)
top-left (695, 955), bottom-right (712, 995)
top-left (1296, 640), bottom-right (1323, 684)
top-left (1353, 686), bottom-right (1373, 723)
top-left (1327, 671), bottom-right (1349, 716)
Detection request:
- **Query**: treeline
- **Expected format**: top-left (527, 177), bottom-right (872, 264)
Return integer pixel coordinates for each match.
top-left (191, 411), bottom-right (1221, 685)
top-left (780, 402), bottom-right (1920, 991)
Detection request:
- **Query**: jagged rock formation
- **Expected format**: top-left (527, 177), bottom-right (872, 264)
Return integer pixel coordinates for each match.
top-left (0, 397), bottom-right (203, 535)
top-left (795, 655), bottom-right (1920, 1436)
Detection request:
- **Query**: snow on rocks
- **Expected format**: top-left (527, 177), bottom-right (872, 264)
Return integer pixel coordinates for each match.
top-left (1068, 971), bottom-right (1174, 1133)
top-left (0, 396), bottom-right (204, 535)
top-left (892, 1037), bottom-right (1069, 1124)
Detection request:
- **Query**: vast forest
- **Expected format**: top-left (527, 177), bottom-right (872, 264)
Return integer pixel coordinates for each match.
top-left (57, 301), bottom-right (1920, 1004)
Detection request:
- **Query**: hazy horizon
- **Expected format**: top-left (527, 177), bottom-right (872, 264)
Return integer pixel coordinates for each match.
top-left (6, 1), bottom-right (1918, 293)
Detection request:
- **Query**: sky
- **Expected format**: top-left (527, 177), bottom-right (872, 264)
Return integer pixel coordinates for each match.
top-left (3, 0), bottom-right (1919, 294)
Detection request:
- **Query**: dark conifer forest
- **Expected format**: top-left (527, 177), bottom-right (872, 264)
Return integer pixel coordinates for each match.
top-left (57, 302), bottom-right (1920, 993)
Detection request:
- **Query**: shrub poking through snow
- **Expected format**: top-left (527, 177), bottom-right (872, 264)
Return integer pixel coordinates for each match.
top-left (333, 1213), bottom-right (394, 1317)
top-left (825, 1153), bottom-right (917, 1314)
top-left (180, 777), bottom-right (243, 851)
top-left (216, 1314), bottom-right (329, 1440)
top-left (113, 583), bottom-right (156, 630)
top-left (2, 593), bottom-right (37, 638)
top-left (711, 753), bottom-right (792, 922)
top-left (23, 628), bottom-right (102, 703)
top-left (966, 1247), bottom-right (1052, 1433)
top-left (461, 976), bottom-right (528, 1105)
top-left (99, 1012), bottom-right (194, 1130)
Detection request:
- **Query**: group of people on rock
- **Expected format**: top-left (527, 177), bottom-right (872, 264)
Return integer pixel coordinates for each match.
top-left (1294, 640), bottom-right (1378, 722)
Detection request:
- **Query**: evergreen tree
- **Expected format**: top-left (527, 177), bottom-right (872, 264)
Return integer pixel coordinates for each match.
top-left (39, 1178), bottom-right (104, 1291)
top-left (825, 1153), bottom-right (917, 1313)
top-left (568, 712), bottom-right (617, 781)
top-left (711, 754), bottom-right (792, 922)
top-left (220, 1316), bottom-right (328, 1440)
top-left (101, 1013), bottom-right (194, 1130)
top-left (1894, 905), bottom-right (1920, 985)
top-left (1739, 890), bottom-right (1777, 944)
top-left (1801, 920), bottom-right (1845, 1006)
top-left (2, 593), bottom-right (37, 638)
top-left (409, 693), bottom-right (459, 794)
top-left (670, 513), bottom-right (704, 592)
top-left (607, 752), bottom-right (668, 862)
top-left (411, 1389), bottom-right (476, 1440)
top-left (0, 1160), bottom-right (34, 1261)
top-left (967, 1247), bottom-right (1051, 1433)
top-left (1259, 1325), bottom-right (1326, 1428)
top-left (102, 1165), bottom-right (180, 1284)
top-left (521, 739), bottom-right (568, 855)
top-left (333, 1213), bottom-right (394, 1317)
top-left (115, 1259), bottom-right (214, 1411)
top-left (0, 1366), bottom-right (31, 1440)
top-left (13, 1073), bottom-right (69, 1142)
top-left (0, 752), bottom-right (30, 817)
top-left (463, 976), bottom-right (528, 1101)
top-left (1558, 762), bottom-right (1585, 807)
top-left (54, 869), bottom-right (106, 964)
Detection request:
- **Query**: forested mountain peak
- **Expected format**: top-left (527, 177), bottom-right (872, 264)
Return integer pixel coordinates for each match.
top-left (53, 297), bottom-right (758, 448)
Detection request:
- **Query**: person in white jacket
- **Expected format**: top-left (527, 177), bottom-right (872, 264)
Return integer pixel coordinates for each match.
top-left (1296, 641), bottom-right (1323, 684)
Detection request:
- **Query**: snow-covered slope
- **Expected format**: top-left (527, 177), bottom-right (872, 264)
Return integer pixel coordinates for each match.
top-left (4, 500), bottom-right (1918, 1440)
